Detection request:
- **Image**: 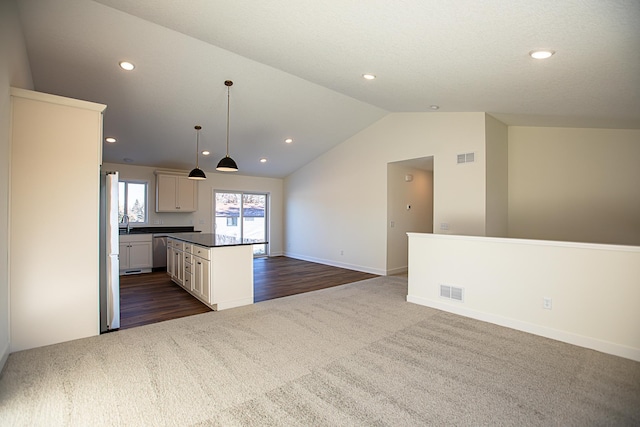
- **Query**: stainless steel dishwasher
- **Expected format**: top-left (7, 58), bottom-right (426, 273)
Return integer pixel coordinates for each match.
top-left (152, 235), bottom-right (168, 270)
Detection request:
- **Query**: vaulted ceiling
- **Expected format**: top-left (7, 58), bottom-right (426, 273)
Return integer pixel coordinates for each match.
top-left (16, 0), bottom-right (640, 177)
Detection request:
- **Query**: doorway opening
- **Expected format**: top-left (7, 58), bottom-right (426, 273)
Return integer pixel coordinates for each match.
top-left (386, 156), bottom-right (434, 275)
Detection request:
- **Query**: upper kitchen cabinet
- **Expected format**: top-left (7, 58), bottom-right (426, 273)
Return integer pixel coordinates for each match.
top-left (155, 172), bottom-right (198, 212)
top-left (9, 88), bottom-right (106, 352)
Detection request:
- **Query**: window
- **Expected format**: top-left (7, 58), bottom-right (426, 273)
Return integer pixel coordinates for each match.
top-left (119, 180), bottom-right (148, 224)
top-left (214, 191), bottom-right (268, 256)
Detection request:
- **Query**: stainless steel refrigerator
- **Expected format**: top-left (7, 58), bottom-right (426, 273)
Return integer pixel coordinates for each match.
top-left (99, 170), bottom-right (120, 332)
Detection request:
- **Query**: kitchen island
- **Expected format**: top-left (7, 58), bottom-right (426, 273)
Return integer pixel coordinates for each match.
top-left (166, 233), bottom-right (265, 310)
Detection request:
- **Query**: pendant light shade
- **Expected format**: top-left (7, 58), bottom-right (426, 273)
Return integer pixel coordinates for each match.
top-left (216, 80), bottom-right (238, 172)
top-left (188, 125), bottom-right (206, 180)
top-left (216, 155), bottom-right (238, 171)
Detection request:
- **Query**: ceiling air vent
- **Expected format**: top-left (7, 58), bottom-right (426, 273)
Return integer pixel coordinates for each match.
top-left (457, 152), bottom-right (475, 164)
top-left (440, 284), bottom-right (464, 302)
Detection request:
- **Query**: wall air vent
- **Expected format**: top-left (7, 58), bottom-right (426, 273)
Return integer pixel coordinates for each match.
top-left (457, 152), bottom-right (475, 164)
top-left (440, 284), bottom-right (464, 302)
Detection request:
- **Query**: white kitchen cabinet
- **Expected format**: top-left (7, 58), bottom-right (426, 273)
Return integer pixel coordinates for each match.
top-left (192, 255), bottom-right (210, 301)
top-left (155, 173), bottom-right (198, 212)
top-left (183, 251), bottom-right (193, 291)
top-left (167, 238), bottom-right (184, 286)
top-left (119, 234), bottom-right (153, 274)
top-left (166, 241), bottom-right (175, 278)
top-left (167, 236), bottom-right (253, 311)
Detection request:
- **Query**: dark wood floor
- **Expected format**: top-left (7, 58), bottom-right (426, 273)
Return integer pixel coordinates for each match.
top-left (119, 256), bottom-right (377, 330)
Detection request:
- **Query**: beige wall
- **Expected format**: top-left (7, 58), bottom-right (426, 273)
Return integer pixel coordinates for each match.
top-left (508, 127), bottom-right (640, 245)
top-left (285, 112), bottom-right (488, 275)
top-left (0, 0), bottom-right (33, 367)
top-left (105, 162), bottom-right (285, 256)
top-left (386, 162), bottom-right (433, 274)
top-left (10, 90), bottom-right (105, 352)
top-left (408, 233), bottom-right (640, 362)
top-left (485, 114), bottom-right (508, 237)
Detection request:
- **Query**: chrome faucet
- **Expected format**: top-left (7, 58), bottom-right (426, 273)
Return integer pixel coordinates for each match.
top-left (121, 215), bottom-right (130, 234)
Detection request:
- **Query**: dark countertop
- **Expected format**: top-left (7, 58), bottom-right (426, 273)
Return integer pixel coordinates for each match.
top-left (166, 233), bottom-right (267, 248)
top-left (119, 226), bottom-right (196, 235)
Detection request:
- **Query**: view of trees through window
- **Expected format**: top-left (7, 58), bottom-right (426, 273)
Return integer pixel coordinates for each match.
top-left (119, 181), bottom-right (147, 224)
top-left (214, 191), bottom-right (267, 256)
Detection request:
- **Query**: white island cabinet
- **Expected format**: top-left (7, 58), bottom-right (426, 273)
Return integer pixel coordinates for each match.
top-left (166, 235), bottom-right (255, 311)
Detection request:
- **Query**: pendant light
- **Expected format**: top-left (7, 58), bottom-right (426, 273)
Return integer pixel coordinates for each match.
top-left (188, 125), bottom-right (206, 180)
top-left (216, 80), bottom-right (238, 172)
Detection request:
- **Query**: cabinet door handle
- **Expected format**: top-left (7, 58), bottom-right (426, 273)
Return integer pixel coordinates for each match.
top-left (197, 262), bottom-right (202, 265)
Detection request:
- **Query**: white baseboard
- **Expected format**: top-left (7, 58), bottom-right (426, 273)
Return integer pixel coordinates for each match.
top-left (386, 266), bottom-right (408, 276)
top-left (0, 340), bottom-right (10, 374)
top-left (407, 294), bottom-right (640, 363)
top-left (284, 252), bottom-right (385, 276)
top-left (215, 297), bottom-right (254, 311)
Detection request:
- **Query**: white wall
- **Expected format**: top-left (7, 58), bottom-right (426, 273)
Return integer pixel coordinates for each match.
top-left (284, 112), bottom-right (488, 275)
top-left (485, 114), bottom-right (508, 237)
top-left (0, 0), bottom-right (33, 369)
top-left (386, 163), bottom-right (433, 274)
top-left (104, 163), bottom-right (285, 256)
top-left (508, 126), bottom-right (640, 245)
top-left (407, 233), bottom-right (640, 362)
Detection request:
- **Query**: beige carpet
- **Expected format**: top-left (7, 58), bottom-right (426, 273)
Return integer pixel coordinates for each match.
top-left (1, 276), bottom-right (639, 426)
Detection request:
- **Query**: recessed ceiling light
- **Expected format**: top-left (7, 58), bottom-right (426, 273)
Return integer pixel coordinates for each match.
top-left (119, 61), bottom-right (135, 71)
top-left (430, 105), bottom-right (440, 110)
top-left (285, 138), bottom-right (293, 144)
top-left (105, 137), bottom-right (117, 143)
top-left (201, 150), bottom-right (210, 156)
top-left (362, 74), bottom-right (376, 80)
top-left (529, 50), bottom-right (555, 59)
top-left (260, 158), bottom-right (267, 163)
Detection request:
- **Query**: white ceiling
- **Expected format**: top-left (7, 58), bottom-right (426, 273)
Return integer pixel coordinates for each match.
top-left (16, 0), bottom-right (640, 178)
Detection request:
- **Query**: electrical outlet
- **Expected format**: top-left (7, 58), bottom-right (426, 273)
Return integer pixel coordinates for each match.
top-left (340, 250), bottom-right (344, 256)
top-left (390, 221), bottom-right (395, 228)
top-left (440, 222), bottom-right (450, 231)
top-left (543, 297), bottom-right (552, 310)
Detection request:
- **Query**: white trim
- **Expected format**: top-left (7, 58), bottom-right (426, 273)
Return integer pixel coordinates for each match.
top-left (406, 232), bottom-right (640, 253)
top-left (406, 295), bottom-right (640, 363)
top-left (386, 266), bottom-right (408, 276)
top-left (214, 297), bottom-right (253, 311)
top-left (285, 251), bottom-right (385, 276)
top-left (153, 169), bottom-right (189, 177)
top-left (11, 87), bottom-right (106, 112)
top-left (0, 341), bottom-right (10, 373)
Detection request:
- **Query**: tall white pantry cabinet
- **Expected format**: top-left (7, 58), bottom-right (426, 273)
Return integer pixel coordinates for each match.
top-left (9, 88), bottom-right (106, 352)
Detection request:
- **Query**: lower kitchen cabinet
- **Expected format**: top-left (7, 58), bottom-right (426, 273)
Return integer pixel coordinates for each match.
top-left (167, 240), bottom-right (184, 285)
top-left (192, 256), bottom-right (210, 301)
top-left (120, 234), bottom-right (153, 274)
top-left (166, 237), bottom-right (253, 310)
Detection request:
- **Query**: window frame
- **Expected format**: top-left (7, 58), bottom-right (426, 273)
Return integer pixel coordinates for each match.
top-left (213, 190), bottom-right (269, 257)
top-left (119, 179), bottom-right (149, 225)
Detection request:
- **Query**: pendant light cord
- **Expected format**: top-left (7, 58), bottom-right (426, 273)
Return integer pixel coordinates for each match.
top-left (195, 125), bottom-right (201, 168)
top-left (225, 84), bottom-right (230, 157)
